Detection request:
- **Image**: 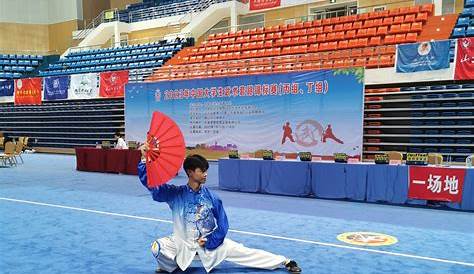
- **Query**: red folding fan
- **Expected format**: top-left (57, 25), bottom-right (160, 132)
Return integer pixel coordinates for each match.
top-left (146, 111), bottom-right (186, 187)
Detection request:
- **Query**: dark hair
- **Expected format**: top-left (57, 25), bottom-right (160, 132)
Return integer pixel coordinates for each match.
top-left (114, 131), bottom-right (121, 137)
top-left (183, 154), bottom-right (209, 176)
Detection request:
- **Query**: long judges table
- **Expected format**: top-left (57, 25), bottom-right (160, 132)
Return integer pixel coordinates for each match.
top-left (218, 159), bottom-right (474, 211)
top-left (75, 147), bottom-right (141, 175)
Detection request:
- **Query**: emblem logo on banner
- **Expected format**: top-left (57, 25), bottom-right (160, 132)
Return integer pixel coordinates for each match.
top-left (455, 37), bottom-right (474, 80)
top-left (99, 70), bottom-right (129, 98)
top-left (408, 166), bottom-right (466, 202)
top-left (68, 73), bottom-right (99, 99)
top-left (14, 78), bottom-right (42, 105)
top-left (396, 40), bottom-right (450, 73)
top-left (44, 76), bottom-right (70, 100)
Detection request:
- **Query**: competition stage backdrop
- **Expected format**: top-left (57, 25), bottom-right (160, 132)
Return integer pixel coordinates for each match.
top-left (125, 69), bottom-right (364, 159)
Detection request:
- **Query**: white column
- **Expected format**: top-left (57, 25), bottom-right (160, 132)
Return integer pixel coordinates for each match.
top-left (230, 1), bottom-right (238, 32)
top-left (433, 0), bottom-right (442, 16)
top-left (114, 21), bottom-right (120, 47)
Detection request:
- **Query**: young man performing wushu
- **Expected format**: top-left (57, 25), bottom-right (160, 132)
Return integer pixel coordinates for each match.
top-left (138, 144), bottom-right (302, 273)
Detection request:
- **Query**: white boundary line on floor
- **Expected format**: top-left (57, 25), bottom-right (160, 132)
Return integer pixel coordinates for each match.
top-left (1, 197), bottom-right (473, 268)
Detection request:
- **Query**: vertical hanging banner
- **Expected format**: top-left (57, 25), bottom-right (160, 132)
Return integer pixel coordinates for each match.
top-left (455, 37), bottom-right (474, 80)
top-left (99, 70), bottom-right (129, 98)
top-left (249, 0), bottom-right (281, 10)
top-left (396, 40), bottom-right (450, 73)
top-left (0, 80), bottom-right (14, 96)
top-left (125, 69), bottom-right (365, 160)
top-left (44, 75), bottom-right (70, 100)
top-left (68, 73), bottom-right (99, 99)
top-left (408, 166), bottom-right (466, 202)
top-left (14, 78), bottom-right (42, 105)
top-left (0, 80), bottom-right (14, 103)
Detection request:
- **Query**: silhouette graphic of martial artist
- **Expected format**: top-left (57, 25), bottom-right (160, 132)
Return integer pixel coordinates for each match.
top-left (281, 122), bottom-right (295, 144)
top-left (322, 124), bottom-right (343, 144)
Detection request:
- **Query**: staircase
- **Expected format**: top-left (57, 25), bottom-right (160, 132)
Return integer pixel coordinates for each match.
top-left (417, 14), bottom-right (459, 41)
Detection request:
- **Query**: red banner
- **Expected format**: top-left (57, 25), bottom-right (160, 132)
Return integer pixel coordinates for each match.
top-left (249, 0), bottom-right (280, 10)
top-left (455, 37), bottom-right (474, 80)
top-left (408, 166), bottom-right (466, 202)
top-left (14, 78), bottom-right (42, 105)
top-left (99, 70), bottom-right (129, 98)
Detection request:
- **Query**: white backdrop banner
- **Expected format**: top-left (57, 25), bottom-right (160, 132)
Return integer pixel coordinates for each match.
top-left (68, 73), bottom-right (99, 99)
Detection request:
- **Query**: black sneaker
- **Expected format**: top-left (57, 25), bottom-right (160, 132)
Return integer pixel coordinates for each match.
top-left (285, 260), bottom-right (302, 273)
top-left (155, 268), bottom-right (166, 273)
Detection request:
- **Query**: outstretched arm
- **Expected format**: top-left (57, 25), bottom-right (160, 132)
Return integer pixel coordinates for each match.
top-left (137, 142), bottom-right (177, 203)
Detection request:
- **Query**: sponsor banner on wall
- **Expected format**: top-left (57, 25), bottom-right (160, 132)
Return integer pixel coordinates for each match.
top-left (0, 79), bottom-right (14, 97)
top-left (396, 40), bottom-right (450, 73)
top-left (99, 70), bottom-right (129, 98)
top-left (44, 75), bottom-right (70, 100)
top-left (454, 37), bottom-right (474, 80)
top-left (408, 166), bottom-right (466, 202)
top-left (68, 73), bottom-right (99, 99)
top-left (125, 69), bottom-right (364, 160)
top-left (250, 0), bottom-right (281, 10)
top-left (14, 78), bottom-right (42, 105)
top-left (0, 80), bottom-right (14, 103)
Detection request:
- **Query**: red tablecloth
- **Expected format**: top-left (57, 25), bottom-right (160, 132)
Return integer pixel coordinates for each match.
top-left (75, 147), bottom-right (141, 175)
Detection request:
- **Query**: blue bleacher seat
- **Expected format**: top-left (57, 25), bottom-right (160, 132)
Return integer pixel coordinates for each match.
top-left (441, 102), bottom-right (457, 108)
top-left (442, 93), bottom-right (457, 98)
top-left (457, 139), bottom-right (472, 144)
top-left (452, 27), bottom-right (466, 38)
top-left (409, 147), bottom-right (423, 153)
top-left (424, 139), bottom-right (439, 143)
top-left (401, 87), bottom-right (415, 91)
top-left (458, 101), bottom-right (473, 107)
top-left (468, 26), bottom-right (474, 37)
top-left (440, 130), bottom-right (455, 135)
top-left (456, 17), bottom-right (470, 27)
top-left (430, 85), bottom-right (445, 90)
top-left (410, 129), bottom-right (424, 134)
top-left (411, 103), bottom-right (424, 108)
top-left (461, 7), bottom-right (473, 16)
top-left (458, 111), bottom-right (473, 116)
top-left (458, 129), bottom-right (473, 135)
top-left (467, 0), bottom-right (474, 7)
top-left (424, 148), bottom-right (438, 153)
top-left (411, 94), bottom-right (424, 99)
top-left (441, 139), bottom-right (455, 144)
top-left (426, 94), bottom-right (441, 99)
top-left (446, 84), bottom-right (461, 89)
top-left (459, 92), bottom-right (473, 97)
top-left (456, 148), bottom-right (471, 153)
top-left (425, 130), bottom-right (439, 135)
top-left (411, 112), bottom-right (424, 117)
top-left (441, 111), bottom-right (456, 116)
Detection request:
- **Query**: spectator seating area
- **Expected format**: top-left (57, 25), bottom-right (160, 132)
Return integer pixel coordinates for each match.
top-left (147, 4), bottom-right (434, 81)
top-left (39, 38), bottom-right (193, 77)
top-left (0, 98), bottom-right (124, 149)
top-left (451, 0), bottom-right (474, 37)
top-left (118, 0), bottom-right (231, 23)
top-left (364, 83), bottom-right (474, 163)
top-left (0, 54), bottom-right (44, 79)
